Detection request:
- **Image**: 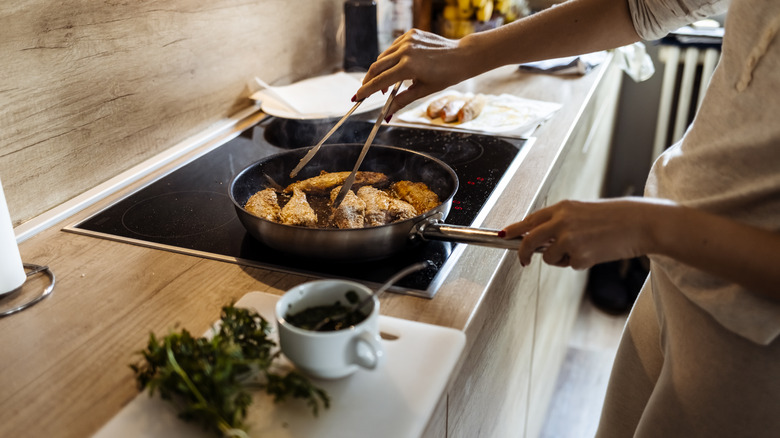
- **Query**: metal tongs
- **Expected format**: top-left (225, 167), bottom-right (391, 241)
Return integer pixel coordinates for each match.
top-left (311, 260), bottom-right (431, 331)
top-left (332, 81), bottom-right (402, 208)
top-left (288, 98), bottom-right (365, 178)
top-left (289, 82), bottom-right (402, 207)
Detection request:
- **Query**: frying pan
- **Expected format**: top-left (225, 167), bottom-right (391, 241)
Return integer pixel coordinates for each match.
top-left (229, 144), bottom-right (522, 261)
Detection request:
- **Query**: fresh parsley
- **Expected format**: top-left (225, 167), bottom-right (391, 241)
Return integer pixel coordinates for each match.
top-left (130, 304), bottom-right (329, 437)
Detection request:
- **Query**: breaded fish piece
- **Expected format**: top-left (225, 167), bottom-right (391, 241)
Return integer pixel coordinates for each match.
top-left (426, 95), bottom-right (457, 119)
top-left (280, 188), bottom-right (317, 227)
top-left (441, 97), bottom-right (468, 123)
top-left (329, 186), bottom-right (366, 229)
top-left (284, 171), bottom-right (389, 195)
top-left (357, 186), bottom-right (417, 227)
top-left (244, 188), bottom-right (281, 222)
top-left (458, 94), bottom-right (487, 123)
top-left (390, 181), bottom-right (440, 215)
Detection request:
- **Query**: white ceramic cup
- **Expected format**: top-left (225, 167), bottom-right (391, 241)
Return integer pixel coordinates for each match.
top-left (275, 279), bottom-right (384, 380)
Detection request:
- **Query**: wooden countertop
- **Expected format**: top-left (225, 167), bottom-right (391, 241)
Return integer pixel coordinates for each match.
top-left (0, 60), bottom-right (614, 438)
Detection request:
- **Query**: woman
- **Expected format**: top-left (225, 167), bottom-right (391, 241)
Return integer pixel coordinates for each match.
top-left (355, 0), bottom-right (780, 436)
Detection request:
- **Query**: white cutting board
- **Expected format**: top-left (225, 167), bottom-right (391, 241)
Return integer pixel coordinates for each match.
top-left (94, 291), bottom-right (465, 438)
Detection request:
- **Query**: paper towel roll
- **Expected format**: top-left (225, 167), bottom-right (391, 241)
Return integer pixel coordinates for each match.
top-left (0, 177), bottom-right (26, 295)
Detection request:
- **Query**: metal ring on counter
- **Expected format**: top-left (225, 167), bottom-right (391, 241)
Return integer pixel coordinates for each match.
top-left (0, 264), bottom-right (55, 318)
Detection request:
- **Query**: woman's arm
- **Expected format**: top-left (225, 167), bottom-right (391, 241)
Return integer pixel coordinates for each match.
top-left (502, 198), bottom-right (780, 300)
top-left (356, 0), bottom-right (641, 114)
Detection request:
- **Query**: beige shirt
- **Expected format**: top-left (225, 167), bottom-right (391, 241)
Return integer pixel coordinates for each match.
top-left (630, 0), bottom-right (780, 345)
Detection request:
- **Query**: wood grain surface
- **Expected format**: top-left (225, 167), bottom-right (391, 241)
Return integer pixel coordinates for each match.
top-left (1, 0), bottom-right (343, 225)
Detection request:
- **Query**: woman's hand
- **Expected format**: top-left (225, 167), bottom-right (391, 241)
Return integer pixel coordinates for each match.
top-left (353, 0), bottom-right (640, 117)
top-left (504, 197), bottom-right (780, 299)
top-left (503, 198), bottom-right (660, 270)
top-left (354, 29), bottom-right (481, 117)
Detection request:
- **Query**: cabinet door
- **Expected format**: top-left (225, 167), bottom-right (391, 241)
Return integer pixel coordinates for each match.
top-left (446, 256), bottom-right (540, 438)
top-left (526, 61), bottom-right (623, 438)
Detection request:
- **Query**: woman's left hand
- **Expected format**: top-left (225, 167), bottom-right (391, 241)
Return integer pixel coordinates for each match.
top-left (502, 198), bottom-right (661, 269)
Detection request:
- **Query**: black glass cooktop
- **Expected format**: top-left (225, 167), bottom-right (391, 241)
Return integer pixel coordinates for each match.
top-left (67, 116), bottom-right (528, 297)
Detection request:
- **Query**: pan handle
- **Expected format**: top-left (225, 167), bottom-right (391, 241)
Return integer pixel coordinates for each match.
top-left (415, 221), bottom-right (523, 250)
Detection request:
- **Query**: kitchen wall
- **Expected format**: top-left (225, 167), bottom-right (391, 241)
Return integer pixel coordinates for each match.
top-left (603, 42), bottom-right (663, 198)
top-left (0, 0), bottom-right (344, 227)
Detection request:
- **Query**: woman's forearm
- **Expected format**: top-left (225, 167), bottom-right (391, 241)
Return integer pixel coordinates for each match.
top-left (505, 198), bottom-right (780, 300)
top-left (460, 0), bottom-right (641, 73)
top-left (357, 0), bottom-right (641, 112)
top-left (645, 203), bottom-right (780, 300)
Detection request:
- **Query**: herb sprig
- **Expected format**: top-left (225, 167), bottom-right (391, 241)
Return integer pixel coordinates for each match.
top-left (130, 304), bottom-right (329, 437)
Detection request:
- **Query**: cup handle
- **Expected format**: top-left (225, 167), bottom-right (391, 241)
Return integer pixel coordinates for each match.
top-left (353, 331), bottom-right (384, 370)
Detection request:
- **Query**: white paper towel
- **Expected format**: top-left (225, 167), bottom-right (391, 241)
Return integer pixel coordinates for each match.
top-left (0, 177), bottom-right (25, 295)
top-left (394, 90), bottom-right (562, 138)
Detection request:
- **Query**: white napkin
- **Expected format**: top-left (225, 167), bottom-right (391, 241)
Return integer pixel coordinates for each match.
top-left (394, 90), bottom-right (562, 138)
top-left (615, 43), bottom-right (655, 83)
top-left (519, 51), bottom-right (608, 76)
top-left (251, 72), bottom-right (387, 119)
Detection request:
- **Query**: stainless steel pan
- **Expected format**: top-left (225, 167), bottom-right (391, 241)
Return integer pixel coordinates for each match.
top-left (229, 144), bottom-right (521, 261)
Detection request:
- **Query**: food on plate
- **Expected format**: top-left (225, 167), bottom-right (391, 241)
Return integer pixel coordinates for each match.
top-left (329, 186), bottom-right (366, 229)
top-left (284, 170), bottom-right (388, 195)
top-left (244, 188), bottom-right (281, 221)
top-left (280, 187), bottom-right (317, 226)
top-left (426, 95), bottom-right (457, 119)
top-left (390, 180), bottom-right (441, 214)
top-left (441, 96), bottom-right (469, 122)
top-left (245, 172), bottom-right (439, 229)
top-left (458, 94), bottom-right (487, 123)
top-left (357, 186), bottom-right (418, 227)
top-left (426, 93), bottom-right (487, 123)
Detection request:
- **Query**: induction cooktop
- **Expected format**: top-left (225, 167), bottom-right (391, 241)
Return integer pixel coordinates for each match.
top-left (65, 115), bottom-right (531, 298)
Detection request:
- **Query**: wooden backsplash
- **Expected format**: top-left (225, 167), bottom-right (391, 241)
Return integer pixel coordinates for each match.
top-left (0, 0), bottom-right (344, 227)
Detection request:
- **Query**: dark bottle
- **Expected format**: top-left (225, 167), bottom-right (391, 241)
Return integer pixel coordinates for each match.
top-left (344, 0), bottom-right (380, 72)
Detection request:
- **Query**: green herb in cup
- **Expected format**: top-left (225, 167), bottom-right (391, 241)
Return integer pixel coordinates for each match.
top-left (285, 290), bottom-right (369, 331)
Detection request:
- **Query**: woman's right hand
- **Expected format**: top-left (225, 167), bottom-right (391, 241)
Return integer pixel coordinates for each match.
top-left (503, 198), bottom-right (656, 270)
top-left (354, 29), bottom-right (480, 117)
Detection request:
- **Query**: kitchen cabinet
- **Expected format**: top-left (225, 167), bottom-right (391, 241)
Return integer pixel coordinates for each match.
top-left (421, 58), bottom-right (623, 438)
top-left (443, 254), bottom-right (539, 438)
top-left (527, 58), bottom-right (623, 438)
top-left (0, 54), bottom-right (623, 437)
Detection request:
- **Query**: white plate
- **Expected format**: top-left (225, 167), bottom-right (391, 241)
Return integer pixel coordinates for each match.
top-left (252, 72), bottom-right (388, 120)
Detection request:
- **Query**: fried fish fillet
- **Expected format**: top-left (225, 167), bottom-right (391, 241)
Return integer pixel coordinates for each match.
top-left (390, 181), bottom-right (440, 215)
top-left (329, 186), bottom-right (366, 229)
top-left (280, 187), bottom-right (317, 227)
top-left (458, 94), bottom-right (487, 123)
top-left (357, 186), bottom-right (417, 226)
top-left (284, 171), bottom-right (389, 195)
top-left (426, 95), bottom-right (458, 119)
top-left (441, 97), bottom-right (468, 123)
top-left (245, 188), bottom-right (281, 222)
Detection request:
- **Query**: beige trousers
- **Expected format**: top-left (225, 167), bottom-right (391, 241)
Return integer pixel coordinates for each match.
top-left (595, 272), bottom-right (780, 437)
